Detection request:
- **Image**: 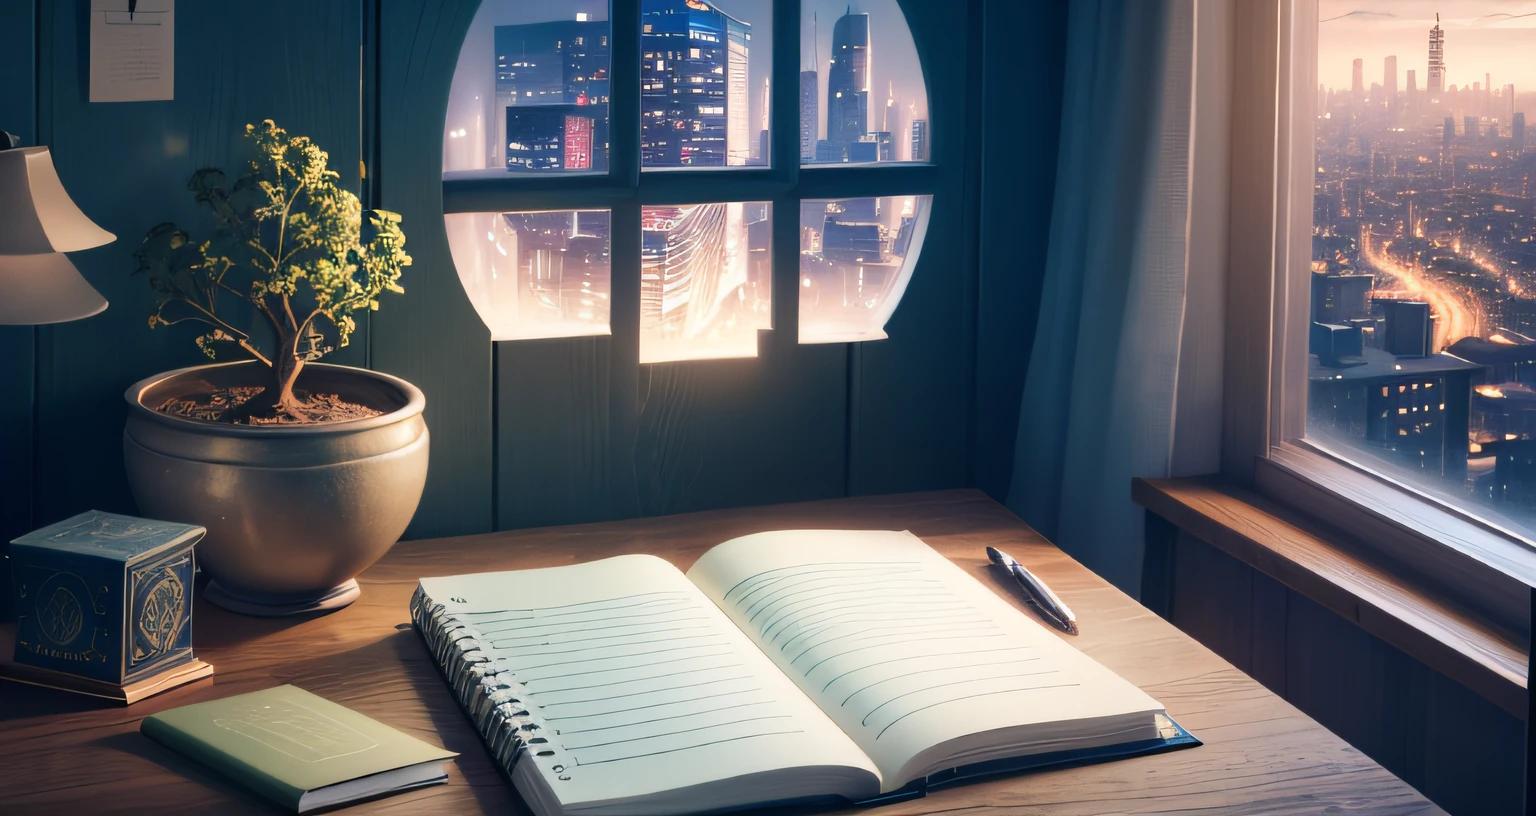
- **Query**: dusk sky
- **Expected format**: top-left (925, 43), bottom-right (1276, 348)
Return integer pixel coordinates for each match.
top-left (1319, 0), bottom-right (1536, 98)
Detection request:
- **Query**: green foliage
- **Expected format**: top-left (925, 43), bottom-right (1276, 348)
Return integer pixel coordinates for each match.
top-left (135, 120), bottom-right (410, 366)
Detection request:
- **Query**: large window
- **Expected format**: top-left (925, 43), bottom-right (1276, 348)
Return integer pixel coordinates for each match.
top-left (443, 0), bottom-right (932, 359)
top-left (1306, 2), bottom-right (1536, 540)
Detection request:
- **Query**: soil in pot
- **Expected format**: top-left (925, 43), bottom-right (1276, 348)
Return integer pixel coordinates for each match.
top-left (155, 385), bottom-right (383, 425)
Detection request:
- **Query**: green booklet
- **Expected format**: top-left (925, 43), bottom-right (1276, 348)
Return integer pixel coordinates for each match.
top-left (141, 685), bottom-right (457, 813)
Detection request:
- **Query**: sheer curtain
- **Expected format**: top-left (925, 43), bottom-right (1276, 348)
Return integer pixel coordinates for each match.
top-left (1007, 0), bottom-right (1230, 594)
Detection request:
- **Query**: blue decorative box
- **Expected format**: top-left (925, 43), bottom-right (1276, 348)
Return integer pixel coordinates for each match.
top-left (10, 511), bottom-right (204, 685)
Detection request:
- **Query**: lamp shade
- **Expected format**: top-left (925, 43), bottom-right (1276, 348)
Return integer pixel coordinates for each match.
top-left (0, 147), bottom-right (116, 254)
top-left (0, 252), bottom-right (108, 325)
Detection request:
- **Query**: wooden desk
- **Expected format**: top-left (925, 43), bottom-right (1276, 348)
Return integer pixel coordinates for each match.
top-left (0, 490), bottom-right (1442, 815)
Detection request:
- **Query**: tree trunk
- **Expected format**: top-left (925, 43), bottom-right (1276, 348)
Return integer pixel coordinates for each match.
top-left (260, 330), bottom-right (306, 415)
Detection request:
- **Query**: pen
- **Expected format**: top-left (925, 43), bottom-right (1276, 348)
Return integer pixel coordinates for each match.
top-left (986, 546), bottom-right (1079, 635)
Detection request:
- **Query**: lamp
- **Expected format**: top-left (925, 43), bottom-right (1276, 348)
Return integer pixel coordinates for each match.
top-left (0, 138), bottom-right (114, 324)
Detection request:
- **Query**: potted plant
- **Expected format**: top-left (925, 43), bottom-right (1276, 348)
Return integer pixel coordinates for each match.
top-left (122, 120), bottom-right (429, 616)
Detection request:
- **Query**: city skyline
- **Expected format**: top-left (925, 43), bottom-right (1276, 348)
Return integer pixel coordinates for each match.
top-left (1310, 4), bottom-right (1536, 533)
top-left (1319, 1), bottom-right (1536, 93)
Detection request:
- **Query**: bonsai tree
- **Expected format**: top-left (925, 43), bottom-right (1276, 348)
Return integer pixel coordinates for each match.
top-left (135, 120), bottom-right (410, 421)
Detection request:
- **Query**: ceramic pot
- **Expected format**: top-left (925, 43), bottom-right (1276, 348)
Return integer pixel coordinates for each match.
top-left (123, 361), bottom-right (428, 616)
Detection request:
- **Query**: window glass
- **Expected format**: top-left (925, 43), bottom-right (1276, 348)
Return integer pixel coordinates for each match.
top-left (641, 0), bottom-right (771, 169)
top-left (445, 1), bottom-right (611, 175)
top-left (799, 195), bottom-right (930, 342)
top-left (441, 0), bottom-right (935, 356)
top-left (1308, 3), bottom-right (1536, 537)
top-left (641, 202), bottom-right (772, 361)
top-left (444, 210), bottom-right (612, 340)
top-left (800, 0), bottom-right (929, 165)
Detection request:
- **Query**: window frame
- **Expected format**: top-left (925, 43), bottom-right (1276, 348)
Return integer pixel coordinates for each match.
top-left (440, 0), bottom-right (941, 357)
top-left (1230, 0), bottom-right (1536, 638)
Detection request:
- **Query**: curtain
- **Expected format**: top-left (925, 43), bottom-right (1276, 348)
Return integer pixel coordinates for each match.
top-left (1007, 0), bottom-right (1227, 594)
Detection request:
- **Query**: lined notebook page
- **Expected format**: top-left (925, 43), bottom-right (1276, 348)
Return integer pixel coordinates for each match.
top-left (686, 531), bottom-right (1164, 790)
top-left (419, 555), bottom-right (878, 808)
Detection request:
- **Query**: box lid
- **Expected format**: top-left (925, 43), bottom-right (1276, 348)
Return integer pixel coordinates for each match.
top-left (10, 511), bottom-right (205, 562)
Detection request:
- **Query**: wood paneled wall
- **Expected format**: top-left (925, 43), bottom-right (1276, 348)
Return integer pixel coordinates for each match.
top-left (0, 0), bottom-right (1060, 545)
top-left (1164, 530), bottom-right (1524, 816)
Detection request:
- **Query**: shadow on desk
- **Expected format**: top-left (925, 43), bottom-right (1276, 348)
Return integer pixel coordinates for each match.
top-left (5, 628), bottom-right (527, 815)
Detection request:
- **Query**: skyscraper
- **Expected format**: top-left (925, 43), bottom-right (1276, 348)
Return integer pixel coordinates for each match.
top-left (505, 104), bottom-right (600, 171)
top-left (639, 0), bottom-right (751, 167)
top-left (495, 19), bottom-right (611, 171)
top-left (1443, 116), bottom-right (1455, 184)
top-left (1383, 55), bottom-right (1397, 112)
top-left (1505, 83), bottom-right (1516, 128)
top-left (828, 10), bottom-right (871, 151)
top-left (1428, 17), bottom-right (1445, 98)
top-left (1515, 112), bottom-right (1527, 157)
top-left (800, 71), bottom-right (819, 161)
top-left (1406, 69), bottom-right (1417, 110)
top-left (1465, 115), bottom-right (1479, 140)
top-left (1351, 58), bottom-right (1364, 105)
top-left (911, 119), bottom-right (928, 162)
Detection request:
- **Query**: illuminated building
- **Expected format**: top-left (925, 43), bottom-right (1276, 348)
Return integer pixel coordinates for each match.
top-left (505, 104), bottom-right (601, 171)
top-left (1448, 337), bottom-right (1536, 389)
top-left (640, 0), bottom-right (752, 167)
top-left (1309, 347), bottom-right (1477, 479)
top-left (499, 211), bottom-right (612, 327)
top-left (911, 118), bottom-right (928, 162)
top-left (1428, 17), bottom-right (1445, 97)
top-left (800, 70), bottom-right (819, 161)
top-left (495, 19), bottom-right (611, 171)
top-left (820, 198), bottom-right (886, 265)
top-left (1351, 58), bottom-right (1363, 106)
top-left (640, 202), bottom-right (770, 361)
top-left (1443, 116), bottom-right (1455, 182)
top-left (828, 10), bottom-right (871, 152)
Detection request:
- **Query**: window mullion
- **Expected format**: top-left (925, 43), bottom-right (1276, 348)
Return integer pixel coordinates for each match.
top-left (773, 0), bottom-right (802, 189)
top-left (770, 0), bottom-right (802, 349)
top-left (610, 0), bottom-right (642, 188)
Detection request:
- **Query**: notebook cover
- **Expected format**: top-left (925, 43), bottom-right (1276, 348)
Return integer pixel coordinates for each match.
top-left (851, 715), bottom-right (1202, 807)
top-left (140, 684), bottom-right (457, 812)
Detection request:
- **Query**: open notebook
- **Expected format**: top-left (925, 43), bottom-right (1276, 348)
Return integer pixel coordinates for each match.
top-left (412, 530), bottom-right (1195, 816)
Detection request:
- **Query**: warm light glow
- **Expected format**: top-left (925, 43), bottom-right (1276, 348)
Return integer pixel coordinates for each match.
top-left (799, 195), bottom-right (932, 343)
top-left (445, 209), bottom-right (613, 341)
top-left (1476, 385), bottom-right (1506, 398)
top-left (639, 202), bottom-right (771, 363)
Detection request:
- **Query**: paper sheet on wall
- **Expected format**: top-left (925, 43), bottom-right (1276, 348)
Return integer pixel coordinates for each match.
top-left (89, 0), bottom-right (174, 103)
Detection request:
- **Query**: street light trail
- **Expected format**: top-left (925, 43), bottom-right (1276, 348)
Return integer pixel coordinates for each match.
top-left (1361, 231), bottom-right (1484, 350)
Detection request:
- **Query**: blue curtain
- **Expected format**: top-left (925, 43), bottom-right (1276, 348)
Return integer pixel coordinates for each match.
top-left (1007, 0), bottom-right (1196, 594)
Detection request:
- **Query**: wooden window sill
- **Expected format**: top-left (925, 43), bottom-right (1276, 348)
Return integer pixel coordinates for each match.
top-left (1133, 475), bottom-right (1527, 719)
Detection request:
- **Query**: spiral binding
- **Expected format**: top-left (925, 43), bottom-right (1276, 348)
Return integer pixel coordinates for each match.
top-left (411, 586), bottom-right (561, 776)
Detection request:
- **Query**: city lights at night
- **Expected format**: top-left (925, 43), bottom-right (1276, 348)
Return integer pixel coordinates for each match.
top-left (439, 1), bottom-right (931, 356)
top-left (1309, 3), bottom-right (1536, 534)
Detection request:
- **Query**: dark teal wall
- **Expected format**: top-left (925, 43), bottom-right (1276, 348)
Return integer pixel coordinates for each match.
top-left (0, 0), bottom-right (1066, 544)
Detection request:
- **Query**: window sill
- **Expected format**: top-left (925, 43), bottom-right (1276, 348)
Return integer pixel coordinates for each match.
top-left (1132, 474), bottom-right (1528, 719)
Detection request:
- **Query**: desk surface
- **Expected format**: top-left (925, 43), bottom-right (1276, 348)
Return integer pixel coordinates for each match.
top-left (0, 489), bottom-right (1442, 815)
